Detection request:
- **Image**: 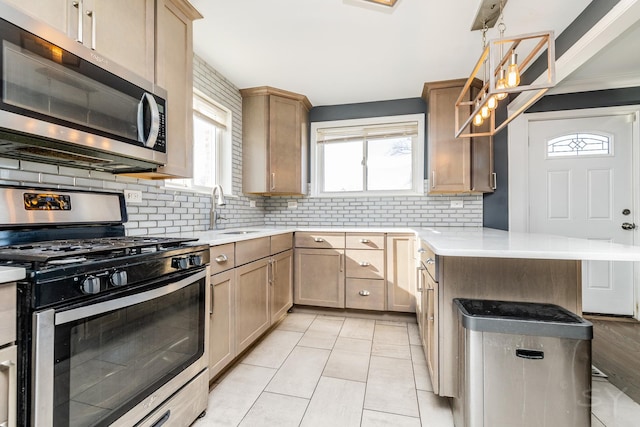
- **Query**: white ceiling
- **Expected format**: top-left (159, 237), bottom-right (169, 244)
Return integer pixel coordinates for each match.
top-left (190, 0), bottom-right (594, 106)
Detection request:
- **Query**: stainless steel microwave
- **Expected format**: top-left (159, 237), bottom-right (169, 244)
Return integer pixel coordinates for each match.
top-left (0, 3), bottom-right (167, 173)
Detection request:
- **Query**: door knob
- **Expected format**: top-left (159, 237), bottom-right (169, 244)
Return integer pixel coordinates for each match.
top-left (622, 222), bottom-right (637, 230)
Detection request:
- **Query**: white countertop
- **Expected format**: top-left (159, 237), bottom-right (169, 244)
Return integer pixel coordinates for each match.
top-left (0, 266), bottom-right (26, 283)
top-left (416, 227), bottom-right (640, 261)
top-left (170, 226), bottom-right (640, 262)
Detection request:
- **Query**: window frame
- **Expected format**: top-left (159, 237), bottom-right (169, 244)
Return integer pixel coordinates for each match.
top-left (545, 131), bottom-right (614, 159)
top-left (165, 89), bottom-right (233, 195)
top-left (310, 113), bottom-right (425, 198)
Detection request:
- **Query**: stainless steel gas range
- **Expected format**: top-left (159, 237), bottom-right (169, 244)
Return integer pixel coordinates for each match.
top-left (0, 186), bottom-right (210, 427)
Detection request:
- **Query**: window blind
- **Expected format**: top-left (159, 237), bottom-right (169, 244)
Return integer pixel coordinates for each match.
top-left (194, 93), bottom-right (229, 129)
top-left (316, 121), bottom-right (418, 144)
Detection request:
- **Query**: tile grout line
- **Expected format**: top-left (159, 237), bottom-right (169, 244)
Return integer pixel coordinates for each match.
top-left (295, 314), bottom-right (343, 426)
top-left (238, 314), bottom-right (318, 427)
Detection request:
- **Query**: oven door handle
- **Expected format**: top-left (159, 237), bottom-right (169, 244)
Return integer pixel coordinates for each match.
top-left (55, 269), bottom-right (207, 325)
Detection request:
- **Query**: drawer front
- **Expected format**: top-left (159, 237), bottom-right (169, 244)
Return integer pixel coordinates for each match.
top-left (295, 232), bottom-right (345, 249)
top-left (346, 279), bottom-right (385, 311)
top-left (271, 232), bottom-right (293, 254)
top-left (0, 282), bottom-right (16, 345)
top-left (236, 237), bottom-right (270, 266)
top-left (419, 241), bottom-right (437, 280)
top-left (210, 243), bottom-right (235, 275)
top-left (346, 249), bottom-right (385, 279)
top-left (346, 233), bottom-right (385, 250)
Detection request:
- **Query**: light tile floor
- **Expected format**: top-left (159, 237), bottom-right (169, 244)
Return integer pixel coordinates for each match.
top-left (194, 312), bottom-right (640, 427)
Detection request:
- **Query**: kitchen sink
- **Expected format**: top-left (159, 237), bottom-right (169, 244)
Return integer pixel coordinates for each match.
top-left (220, 230), bottom-right (261, 235)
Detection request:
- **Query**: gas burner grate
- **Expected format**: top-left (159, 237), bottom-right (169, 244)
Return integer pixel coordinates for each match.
top-left (0, 236), bottom-right (199, 263)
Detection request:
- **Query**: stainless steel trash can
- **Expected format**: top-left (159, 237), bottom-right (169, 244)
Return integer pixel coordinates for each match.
top-left (453, 299), bottom-right (592, 427)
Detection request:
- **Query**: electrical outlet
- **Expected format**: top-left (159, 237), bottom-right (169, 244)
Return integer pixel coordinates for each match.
top-left (288, 201), bottom-right (298, 209)
top-left (450, 200), bottom-right (464, 208)
top-left (249, 200), bottom-right (256, 208)
top-left (124, 190), bottom-right (143, 204)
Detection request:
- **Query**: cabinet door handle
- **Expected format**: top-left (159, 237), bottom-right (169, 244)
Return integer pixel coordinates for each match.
top-left (214, 254), bottom-right (228, 263)
top-left (1, 356), bottom-right (17, 427)
top-left (426, 258), bottom-right (435, 265)
top-left (359, 261), bottom-right (370, 267)
top-left (359, 239), bottom-right (370, 244)
top-left (86, 10), bottom-right (96, 50)
top-left (339, 253), bottom-right (344, 272)
top-left (431, 171), bottom-right (436, 188)
top-left (72, 1), bottom-right (83, 44)
top-left (359, 290), bottom-right (370, 296)
top-left (491, 172), bottom-right (497, 190)
top-left (417, 248), bottom-right (426, 254)
top-left (268, 259), bottom-right (274, 285)
top-left (209, 283), bottom-right (214, 315)
top-left (270, 173), bottom-right (276, 191)
top-left (314, 237), bottom-right (324, 243)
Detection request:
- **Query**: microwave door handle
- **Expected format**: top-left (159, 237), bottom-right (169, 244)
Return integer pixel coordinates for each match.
top-left (137, 93), bottom-right (160, 148)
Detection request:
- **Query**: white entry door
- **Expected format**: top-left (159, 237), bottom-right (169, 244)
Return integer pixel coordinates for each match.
top-left (528, 115), bottom-right (635, 315)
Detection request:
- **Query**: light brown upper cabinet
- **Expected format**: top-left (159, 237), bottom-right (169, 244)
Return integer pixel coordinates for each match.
top-left (5, 0), bottom-right (156, 82)
top-left (423, 79), bottom-right (494, 194)
top-left (241, 86), bottom-right (312, 195)
top-left (147, 0), bottom-right (202, 179)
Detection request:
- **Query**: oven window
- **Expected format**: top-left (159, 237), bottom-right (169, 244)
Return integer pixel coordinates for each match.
top-left (52, 277), bottom-right (205, 427)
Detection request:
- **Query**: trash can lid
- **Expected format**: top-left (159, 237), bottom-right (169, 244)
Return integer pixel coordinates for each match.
top-left (454, 299), bottom-right (593, 340)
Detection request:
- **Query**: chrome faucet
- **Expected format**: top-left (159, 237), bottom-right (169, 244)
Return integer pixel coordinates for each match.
top-left (210, 184), bottom-right (227, 230)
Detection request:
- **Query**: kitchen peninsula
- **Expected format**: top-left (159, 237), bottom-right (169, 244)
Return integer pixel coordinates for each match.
top-left (179, 226), bottom-right (640, 399)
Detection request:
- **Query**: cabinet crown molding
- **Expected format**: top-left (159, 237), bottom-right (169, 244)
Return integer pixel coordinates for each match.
top-left (240, 86), bottom-right (312, 111)
top-left (421, 78), bottom-right (483, 102)
top-left (167, 0), bottom-right (203, 20)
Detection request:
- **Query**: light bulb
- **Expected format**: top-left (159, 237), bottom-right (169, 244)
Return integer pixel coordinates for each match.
top-left (480, 103), bottom-right (490, 119)
top-left (495, 68), bottom-right (508, 100)
top-left (506, 52), bottom-right (520, 88)
top-left (487, 95), bottom-right (498, 111)
top-left (473, 113), bottom-right (484, 126)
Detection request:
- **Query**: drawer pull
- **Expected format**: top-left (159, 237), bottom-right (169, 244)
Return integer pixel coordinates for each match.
top-left (314, 237), bottom-right (325, 242)
top-left (359, 290), bottom-right (370, 296)
top-left (359, 239), bottom-right (370, 244)
top-left (417, 248), bottom-right (426, 253)
top-left (359, 261), bottom-right (370, 267)
top-left (215, 254), bottom-right (228, 263)
top-left (426, 258), bottom-right (435, 265)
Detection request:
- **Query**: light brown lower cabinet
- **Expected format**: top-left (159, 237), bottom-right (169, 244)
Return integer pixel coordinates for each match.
top-left (235, 258), bottom-right (271, 354)
top-left (345, 278), bottom-right (385, 311)
top-left (294, 248), bottom-right (345, 308)
top-left (270, 249), bottom-right (293, 324)
top-left (387, 234), bottom-right (416, 312)
top-left (423, 268), bottom-right (439, 394)
top-left (208, 269), bottom-right (235, 380)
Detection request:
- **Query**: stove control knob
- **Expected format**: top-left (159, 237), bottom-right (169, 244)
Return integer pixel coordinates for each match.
top-left (189, 255), bottom-right (203, 266)
top-left (171, 257), bottom-right (188, 270)
top-left (81, 276), bottom-right (101, 294)
top-left (110, 270), bottom-right (128, 287)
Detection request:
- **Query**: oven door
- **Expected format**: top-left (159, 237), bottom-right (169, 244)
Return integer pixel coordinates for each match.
top-left (32, 268), bottom-right (207, 427)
